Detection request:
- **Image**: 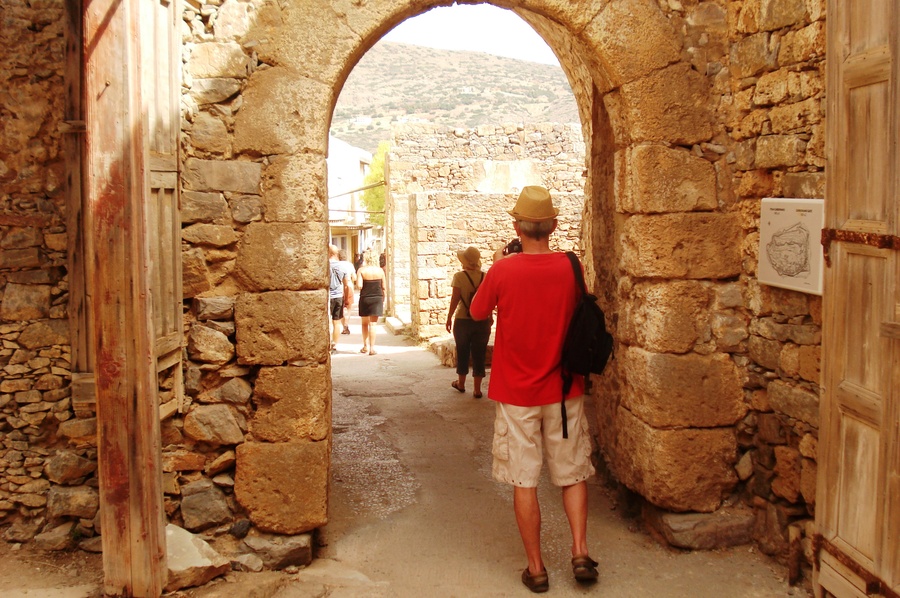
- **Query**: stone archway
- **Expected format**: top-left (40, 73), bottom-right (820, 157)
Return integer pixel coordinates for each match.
top-left (224, 0), bottom-right (738, 533)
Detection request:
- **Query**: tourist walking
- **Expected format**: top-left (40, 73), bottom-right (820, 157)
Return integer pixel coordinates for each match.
top-left (329, 244), bottom-right (353, 353)
top-left (336, 249), bottom-right (357, 335)
top-left (356, 250), bottom-right (385, 355)
top-left (469, 186), bottom-right (599, 593)
top-left (445, 246), bottom-right (490, 399)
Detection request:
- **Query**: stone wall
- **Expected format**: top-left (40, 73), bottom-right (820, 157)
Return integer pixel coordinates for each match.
top-left (386, 123), bottom-right (584, 334)
top-left (0, 0), bottom-right (101, 548)
top-left (588, 0), bottom-right (825, 577)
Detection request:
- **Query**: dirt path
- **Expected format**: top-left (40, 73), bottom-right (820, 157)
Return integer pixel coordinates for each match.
top-left (0, 319), bottom-right (813, 597)
top-left (313, 321), bottom-right (812, 597)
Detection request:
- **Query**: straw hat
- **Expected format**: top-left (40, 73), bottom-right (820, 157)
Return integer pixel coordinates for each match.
top-left (507, 186), bottom-right (559, 222)
top-left (457, 246), bottom-right (481, 270)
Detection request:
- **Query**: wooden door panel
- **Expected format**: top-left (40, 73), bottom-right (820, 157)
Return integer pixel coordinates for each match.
top-left (848, 0), bottom-right (890, 52)
top-left (840, 247), bottom-right (890, 393)
top-left (818, 0), bottom-right (898, 596)
top-left (846, 82), bottom-right (890, 224)
top-left (834, 413), bottom-right (880, 562)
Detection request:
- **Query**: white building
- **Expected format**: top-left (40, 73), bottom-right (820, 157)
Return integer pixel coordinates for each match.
top-left (327, 135), bottom-right (381, 263)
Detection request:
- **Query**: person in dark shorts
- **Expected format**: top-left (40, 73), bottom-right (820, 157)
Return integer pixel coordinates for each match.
top-left (355, 250), bottom-right (385, 355)
top-left (445, 246), bottom-right (490, 399)
top-left (328, 244), bottom-right (352, 353)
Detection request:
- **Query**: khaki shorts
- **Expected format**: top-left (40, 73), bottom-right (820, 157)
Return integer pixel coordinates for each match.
top-left (491, 398), bottom-right (595, 488)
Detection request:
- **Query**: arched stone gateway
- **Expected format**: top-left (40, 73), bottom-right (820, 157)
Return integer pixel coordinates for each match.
top-left (2, 0), bottom-right (839, 592)
top-left (227, 0), bottom-right (734, 531)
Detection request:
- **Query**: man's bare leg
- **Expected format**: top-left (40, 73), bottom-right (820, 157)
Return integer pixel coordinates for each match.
top-left (514, 485), bottom-right (544, 575)
top-left (331, 320), bottom-right (341, 348)
top-left (561, 481), bottom-right (589, 557)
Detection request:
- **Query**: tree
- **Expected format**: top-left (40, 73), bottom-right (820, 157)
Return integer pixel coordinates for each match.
top-left (361, 141), bottom-right (389, 226)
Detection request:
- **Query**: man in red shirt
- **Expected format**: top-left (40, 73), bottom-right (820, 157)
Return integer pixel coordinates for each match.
top-left (470, 186), bottom-right (598, 593)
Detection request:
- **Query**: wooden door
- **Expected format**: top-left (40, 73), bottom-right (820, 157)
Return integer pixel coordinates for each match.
top-left (816, 1), bottom-right (900, 597)
top-left (71, 0), bottom-right (184, 422)
top-left (81, 0), bottom-right (182, 592)
top-left (143, 0), bottom-right (184, 421)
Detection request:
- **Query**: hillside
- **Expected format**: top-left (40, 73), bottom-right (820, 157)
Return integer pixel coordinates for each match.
top-left (331, 42), bottom-right (579, 153)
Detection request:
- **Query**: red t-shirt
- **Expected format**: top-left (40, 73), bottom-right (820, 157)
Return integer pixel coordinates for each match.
top-left (469, 252), bottom-right (584, 406)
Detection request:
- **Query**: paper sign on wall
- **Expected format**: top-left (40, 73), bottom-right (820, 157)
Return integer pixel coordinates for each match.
top-left (758, 198), bottom-right (825, 296)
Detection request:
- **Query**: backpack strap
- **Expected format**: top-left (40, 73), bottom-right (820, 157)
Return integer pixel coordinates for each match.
top-left (456, 270), bottom-right (482, 317)
top-left (561, 252), bottom-right (583, 439)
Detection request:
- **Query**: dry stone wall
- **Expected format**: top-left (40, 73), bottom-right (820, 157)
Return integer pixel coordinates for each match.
top-left (0, 0), bottom-right (102, 549)
top-left (387, 123), bottom-right (585, 334)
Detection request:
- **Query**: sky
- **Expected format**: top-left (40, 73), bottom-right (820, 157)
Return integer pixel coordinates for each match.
top-left (382, 4), bottom-right (560, 66)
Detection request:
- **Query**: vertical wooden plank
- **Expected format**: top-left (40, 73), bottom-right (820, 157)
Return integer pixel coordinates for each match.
top-left (83, 0), bottom-right (166, 593)
top-left (64, 0), bottom-right (93, 378)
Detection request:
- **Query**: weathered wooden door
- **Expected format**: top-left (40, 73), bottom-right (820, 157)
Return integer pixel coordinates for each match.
top-left (143, 0), bottom-right (185, 421)
top-left (81, 0), bottom-right (182, 593)
top-left (816, 1), bottom-right (900, 597)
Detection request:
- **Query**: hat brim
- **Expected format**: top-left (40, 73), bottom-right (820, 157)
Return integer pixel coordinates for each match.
top-left (457, 249), bottom-right (481, 268)
top-left (507, 208), bottom-right (559, 222)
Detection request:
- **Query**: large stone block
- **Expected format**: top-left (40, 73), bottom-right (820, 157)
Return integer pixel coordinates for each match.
top-left (188, 42), bottom-right (250, 79)
top-left (730, 33), bottom-right (777, 78)
top-left (235, 290), bottom-right (329, 365)
top-left (233, 67), bottom-right (329, 155)
top-left (619, 63), bottom-right (714, 145)
top-left (233, 223), bottom-right (327, 292)
top-left (1, 284), bottom-right (50, 321)
top-left (621, 347), bottom-right (746, 428)
top-left (251, 365), bottom-right (330, 442)
top-left (612, 406), bottom-right (738, 512)
top-left (235, 440), bottom-right (328, 534)
top-left (184, 158), bottom-right (262, 195)
top-left (759, 0), bottom-right (808, 31)
top-left (755, 135), bottom-right (807, 168)
top-left (622, 213), bottom-right (742, 279)
top-left (583, 0), bottom-right (680, 86)
top-left (778, 21), bottom-right (825, 65)
top-left (262, 155), bottom-right (326, 223)
top-left (768, 380), bottom-right (819, 427)
top-left (619, 145), bottom-right (717, 214)
top-left (621, 280), bottom-right (710, 353)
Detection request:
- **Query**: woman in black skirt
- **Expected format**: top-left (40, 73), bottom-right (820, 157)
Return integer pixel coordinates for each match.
top-left (356, 250), bottom-right (385, 355)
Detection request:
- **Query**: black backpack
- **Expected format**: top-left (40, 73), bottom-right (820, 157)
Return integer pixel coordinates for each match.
top-left (560, 252), bottom-right (614, 437)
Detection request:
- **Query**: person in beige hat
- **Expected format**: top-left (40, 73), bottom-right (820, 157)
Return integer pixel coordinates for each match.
top-left (445, 246), bottom-right (491, 398)
top-left (470, 186), bottom-right (598, 593)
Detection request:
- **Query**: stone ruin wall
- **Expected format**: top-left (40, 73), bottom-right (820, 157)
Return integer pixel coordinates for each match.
top-left (387, 123), bottom-right (585, 336)
top-left (0, 0), bottom-right (100, 547)
top-left (0, 0), bottom-right (828, 580)
top-left (597, 0), bottom-right (825, 574)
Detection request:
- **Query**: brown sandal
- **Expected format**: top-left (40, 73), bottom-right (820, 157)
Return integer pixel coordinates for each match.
top-left (572, 556), bottom-right (599, 583)
top-left (451, 380), bottom-right (465, 393)
top-left (521, 567), bottom-right (549, 593)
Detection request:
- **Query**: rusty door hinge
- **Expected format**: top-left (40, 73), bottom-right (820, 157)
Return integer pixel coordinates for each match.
top-left (821, 228), bottom-right (900, 266)
top-left (814, 534), bottom-right (900, 598)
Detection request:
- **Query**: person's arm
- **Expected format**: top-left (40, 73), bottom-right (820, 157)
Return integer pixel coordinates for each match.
top-left (343, 274), bottom-right (353, 306)
top-left (446, 286), bottom-right (462, 333)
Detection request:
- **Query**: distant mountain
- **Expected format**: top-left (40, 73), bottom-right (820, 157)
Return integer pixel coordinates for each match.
top-left (330, 42), bottom-right (579, 153)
